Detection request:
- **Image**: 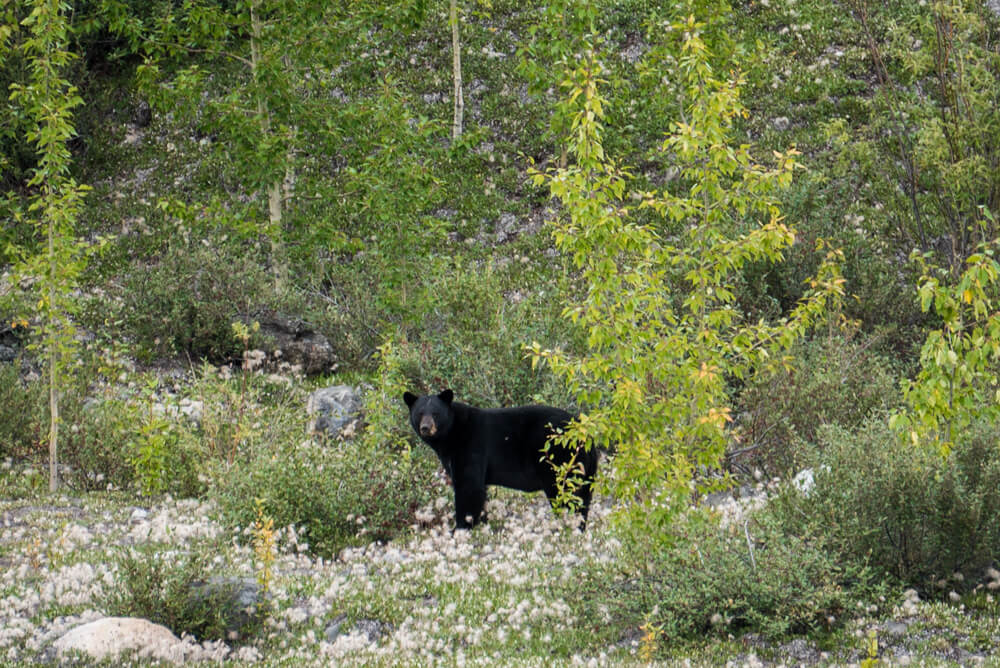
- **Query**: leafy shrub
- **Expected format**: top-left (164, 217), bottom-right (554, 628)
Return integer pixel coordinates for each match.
top-left (0, 356), bottom-right (139, 491)
top-left (317, 252), bottom-right (574, 407)
top-left (582, 511), bottom-right (862, 642)
top-left (735, 333), bottom-right (901, 476)
top-left (0, 361), bottom-right (43, 459)
top-left (395, 260), bottom-right (574, 407)
top-left (211, 438), bottom-right (441, 558)
top-left (57, 393), bottom-right (138, 492)
top-left (0, 353), bottom-right (206, 495)
top-left (106, 542), bottom-right (258, 642)
top-left (59, 394), bottom-right (207, 497)
top-left (121, 238), bottom-right (271, 362)
top-left (771, 417), bottom-right (1000, 593)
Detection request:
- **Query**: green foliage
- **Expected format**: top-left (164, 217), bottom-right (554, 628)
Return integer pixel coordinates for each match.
top-left (105, 542), bottom-right (257, 642)
top-left (517, 0), bottom-right (603, 159)
top-left (394, 259), bottom-right (572, 407)
top-left (583, 511), bottom-right (863, 642)
top-left (327, 82), bottom-right (448, 317)
top-left (129, 382), bottom-right (180, 497)
top-left (55, 391), bottom-right (137, 493)
top-left (772, 416), bottom-right (1000, 592)
top-left (838, 0), bottom-right (1000, 272)
top-left (736, 332), bottom-right (901, 475)
top-left (891, 228), bottom-right (1000, 453)
top-left (120, 233), bottom-right (271, 362)
top-left (530, 14), bottom-right (843, 540)
top-left (56, 367), bottom-right (205, 497)
top-left (0, 360), bottom-right (44, 459)
top-left (9, 0), bottom-right (95, 490)
top-left (363, 338), bottom-right (413, 454)
top-left (211, 437), bottom-right (440, 558)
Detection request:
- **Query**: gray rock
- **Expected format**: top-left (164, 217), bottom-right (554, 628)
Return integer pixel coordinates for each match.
top-left (988, 0), bottom-right (1000, 18)
top-left (307, 385), bottom-right (363, 439)
top-left (0, 344), bottom-right (15, 362)
top-left (52, 617), bottom-right (181, 663)
top-left (885, 620), bottom-right (909, 637)
top-left (621, 42), bottom-right (646, 64)
top-left (325, 616), bottom-right (388, 644)
top-left (778, 637), bottom-right (819, 663)
top-left (133, 100), bottom-right (152, 128)
top-left (703, 490), bottom-right (734, 508)
top-left (325, 613), bottom-right (348, 642)
top-left (255, 312), bottom-right (336, 375)
top-left (353, 619), bottom-right (390, 643)
top-left (495, 212), bottom-right (519, 243)
top-left (773, 116), bottom-right (791, 131)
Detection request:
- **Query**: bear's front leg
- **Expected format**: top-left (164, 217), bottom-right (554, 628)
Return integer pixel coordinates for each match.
top-left (453, 486), bottom-right (487, 529)
top-left (452, 478), bottom-right (487, 530)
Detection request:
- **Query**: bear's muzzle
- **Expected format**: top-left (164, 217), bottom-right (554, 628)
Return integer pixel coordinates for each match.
top-left (419, 415), bottom-right (437, 437)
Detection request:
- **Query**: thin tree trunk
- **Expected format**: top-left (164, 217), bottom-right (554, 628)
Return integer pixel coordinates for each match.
top-left (450, 0), bottom-right (463, 141)
top-left (267, 181), bottom-right (286, 292)
top-left (252, 2), bottom-right (287, 292)
top-left (48, 215), bottom-right (58, 492)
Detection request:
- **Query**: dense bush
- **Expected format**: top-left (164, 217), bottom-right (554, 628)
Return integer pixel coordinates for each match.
top-left (395, 262), bottom-right (575, 407)
top-left (583, 511), bottom-right (864, 642)
top-left (121, 238), bottom-right (272, 362)
top-left (734, 334), bottom-right (901, 476)
top-left (106, 542), bottom-right (257, 642)
top-left (57, 392), bottom-right (137, 493)
top-left (211, 437), bottom-right (442, 558)
top-left (318, 253), bottom-right (575, 407)
top-left (771, 417), bottom-right (1000, 593)
top-left (0, 361), bottom-right (43, 460)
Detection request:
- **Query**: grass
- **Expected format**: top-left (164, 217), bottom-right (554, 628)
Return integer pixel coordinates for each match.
top-left (3, 475), bottom-right (1000, 666)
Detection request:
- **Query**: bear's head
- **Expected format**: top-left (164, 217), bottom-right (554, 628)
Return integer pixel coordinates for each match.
top-left (403, 389), bottom-right (454, 442)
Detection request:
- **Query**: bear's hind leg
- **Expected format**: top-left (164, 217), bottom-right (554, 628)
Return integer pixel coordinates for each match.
top-left (576, 481), bottom-right (593, 530)
top-left (544, 480), bottom-right (592, 531)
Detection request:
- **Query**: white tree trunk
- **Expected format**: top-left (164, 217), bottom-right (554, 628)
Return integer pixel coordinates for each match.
top-left (252, 2), bottom-right (287, 293)
top-left (451, 0), bottom-right (463, 141)
top-left (48, 217), bottom-right (59, 492)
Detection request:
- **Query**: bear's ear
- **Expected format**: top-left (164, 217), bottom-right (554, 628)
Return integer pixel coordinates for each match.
top-left (438, 389), bottom-right (454, 405)
top-left (403, 391), bottom-right (418, 408)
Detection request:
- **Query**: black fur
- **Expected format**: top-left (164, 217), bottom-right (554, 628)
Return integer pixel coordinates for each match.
top-left (403, 389), bottom-right (598, 530)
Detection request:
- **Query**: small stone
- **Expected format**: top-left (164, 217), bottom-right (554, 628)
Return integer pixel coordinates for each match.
top-left (885, 621), bottom-right (908, 637)
top-left (325, 614), bottom-right (347, 642)
top-left (353, 619), bottom-right (389, 643)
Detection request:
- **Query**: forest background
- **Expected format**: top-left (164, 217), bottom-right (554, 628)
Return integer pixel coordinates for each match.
top-left (2, 0), bottom-right (1000, 664)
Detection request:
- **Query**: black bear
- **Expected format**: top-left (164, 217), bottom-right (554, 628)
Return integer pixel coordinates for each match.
top-left (403, 389), bottom-right (598, 530)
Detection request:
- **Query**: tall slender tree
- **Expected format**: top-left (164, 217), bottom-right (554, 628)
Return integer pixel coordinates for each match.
top-left (10, 0), bottom-right (90, 491)
top-left (530, 16), bottom-right (844, 541)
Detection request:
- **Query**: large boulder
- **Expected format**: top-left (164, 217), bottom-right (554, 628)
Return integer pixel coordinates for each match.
top-left (52, 617), bottom-right (182, 663)
top-left (255, 311), bottom-right (336, 375)
top-left (307, 385), bottom-right (363, 439)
